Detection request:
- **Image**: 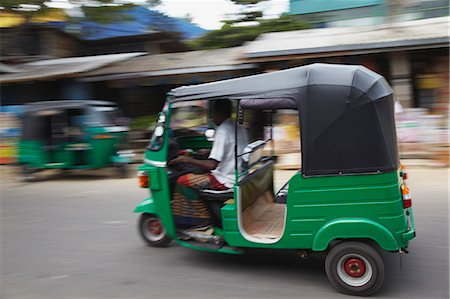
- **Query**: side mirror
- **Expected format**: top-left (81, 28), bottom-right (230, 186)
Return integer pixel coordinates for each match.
top-left (205, 129), bottom-right (215, 141)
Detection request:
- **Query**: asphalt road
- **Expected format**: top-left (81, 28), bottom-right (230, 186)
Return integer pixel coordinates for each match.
top-left (1, 167), bottom-right (449, 299)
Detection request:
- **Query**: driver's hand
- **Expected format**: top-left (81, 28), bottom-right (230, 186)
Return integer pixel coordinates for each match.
top-left (169, 155), bottom-right (191, 165)
top-left (197, 149), bottom-right (210, 157)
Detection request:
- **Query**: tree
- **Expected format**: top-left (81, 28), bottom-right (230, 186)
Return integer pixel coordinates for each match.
top-left (1, 0), bottom-right (49, 23)
top-left (182, 13), bottom-right (193, 23)
top-left (228, 0), bottom-right (268, 24)
top-left (188, 15), bottom-right (310, 50)
top-left (187, 0), bottom-right (310, 50)
top-left (146, 0), bottom-right (161, 8)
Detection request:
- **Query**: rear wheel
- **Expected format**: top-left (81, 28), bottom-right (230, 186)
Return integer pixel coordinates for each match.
top-left (138, 213), bottom-right (171, 247)
top-left (325, 241), bottom-right (385, 296)
top-left (21, 164), bottom-right (36, 182)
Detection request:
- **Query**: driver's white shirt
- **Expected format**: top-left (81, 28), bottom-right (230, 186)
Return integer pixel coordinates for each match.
top-left (209, 118), bottom-right (248, 188)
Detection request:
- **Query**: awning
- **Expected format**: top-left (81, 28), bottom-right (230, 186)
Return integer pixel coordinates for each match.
top-left (80, 47), bottom-right (255, 82)
top-left (243, 17), bottom-right (450, 60)
top-left (0, 52), bottom-right (146, 83)
top-left (0, 63), bottom-right (22, 73)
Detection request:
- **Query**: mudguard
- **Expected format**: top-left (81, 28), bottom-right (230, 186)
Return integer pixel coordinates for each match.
top-left (134, 197), bottom-right (156, 214)
top-left (312, 218), bottom-right (399, 251)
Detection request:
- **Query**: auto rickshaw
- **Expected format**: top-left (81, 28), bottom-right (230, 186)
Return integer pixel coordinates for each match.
top-left (134, 64), bottom-right (415, 296)
top-left (19, 100), bottom-right (133, 180)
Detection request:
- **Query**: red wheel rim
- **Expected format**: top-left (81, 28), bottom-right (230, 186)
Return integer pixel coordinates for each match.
top-left (148, 219), bottom-right (162, 235)
top-left (344, 258), bottom-right (366, 278)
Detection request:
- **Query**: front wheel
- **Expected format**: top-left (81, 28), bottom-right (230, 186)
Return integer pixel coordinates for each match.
top-left (138, 213), bottom-right (172, 247)
top-left (325, 241), bottom-right (385, 296)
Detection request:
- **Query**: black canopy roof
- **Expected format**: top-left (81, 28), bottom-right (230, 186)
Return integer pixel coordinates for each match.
top-left (22, 100), bottom-right (118, 140)
top-left (170, 63), bottom-right (391, 104)
top-left (170, 63), bottom-right (399, 176)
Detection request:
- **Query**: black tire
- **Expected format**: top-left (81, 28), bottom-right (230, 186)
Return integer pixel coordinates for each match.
top-left (138, 213), bottom-right (172, 247)
top-left (21, 164), bottom-right (36, 182)
top-left (325, 241), bottom-right (385, 296)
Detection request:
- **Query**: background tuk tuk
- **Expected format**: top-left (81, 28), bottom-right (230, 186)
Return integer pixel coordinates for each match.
top-left (19, 100), bottom-right (133, 180)
top-left (134, 63), bottom-right (415, 296)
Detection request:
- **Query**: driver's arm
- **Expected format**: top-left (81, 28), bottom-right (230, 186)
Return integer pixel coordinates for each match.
top-left (169, 155), bottom-right (218, 171)
top-left (187, 157), bottom-right (218, 171)
top-left (169, 126), bottom-right (225, 171)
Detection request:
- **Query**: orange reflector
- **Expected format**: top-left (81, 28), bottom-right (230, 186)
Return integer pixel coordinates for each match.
top-left (401, 184), bottom-right (409, 194)
top-left (401, 184), bottom-right (412, 209)
top-left (137, 171), bottom-right (149, 188)
top-left (93, 135), bottom-right (113, 139)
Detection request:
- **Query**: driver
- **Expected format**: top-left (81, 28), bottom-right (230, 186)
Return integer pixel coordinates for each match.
top-left (169, 99), bottom-right (248, 233)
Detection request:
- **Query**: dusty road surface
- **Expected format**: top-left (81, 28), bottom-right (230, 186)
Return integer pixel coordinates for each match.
top-left (1, 166), bottom-right (449, 299)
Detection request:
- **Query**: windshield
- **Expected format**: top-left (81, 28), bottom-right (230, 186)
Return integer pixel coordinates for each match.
top-left (89, 106), bottom-right (123, 126)
top-left (170, 101), bottom-right (208, 136)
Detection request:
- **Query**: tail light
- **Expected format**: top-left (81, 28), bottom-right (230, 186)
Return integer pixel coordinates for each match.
top-left (401, 164), bottom-right (408, 180)
top-left (401, 184), bottom-right (412, 209)
top-left (138, 171), bottom-right (149, 188)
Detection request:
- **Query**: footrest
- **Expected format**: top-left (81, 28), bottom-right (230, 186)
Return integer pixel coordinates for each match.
top-left (178, 231), bottom-right (224, 246)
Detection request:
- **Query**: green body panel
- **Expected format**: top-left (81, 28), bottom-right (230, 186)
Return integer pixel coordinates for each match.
top-left (286, 170), bottom-right (410, 251)
top-left (144, 143), bottom-right (168, 164)
top-left (221, 170), bottom-right (409, 251)
top-left (311, 218), bottom-right (399, 251)
top-left (19, 127), bottom-right (128, 169)
top-left (19, 140), bottom-right (54, 167)
top-left (134, 197), bottom-right (156, 214)
top-left (86, 127), bottom-right (127, 167)
top-left (136, 164), bottom-right (177, 238)
top-left (148, 167), bottom-right (162, 190)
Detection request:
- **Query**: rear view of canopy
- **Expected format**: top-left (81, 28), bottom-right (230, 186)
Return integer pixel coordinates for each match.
top-left (170, 63), bottom-right (399, 176)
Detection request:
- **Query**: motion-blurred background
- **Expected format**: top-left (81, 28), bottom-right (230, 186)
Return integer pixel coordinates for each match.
top-left (1, 2), bottom-right (449, 299)
top-left (0, 0), bottom-right (448, 166)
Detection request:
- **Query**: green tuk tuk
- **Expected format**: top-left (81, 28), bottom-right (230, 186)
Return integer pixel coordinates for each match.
top-left (134, 64), bottom-right (415, 296)
top-left (19, 100), bottom-right (133, 180)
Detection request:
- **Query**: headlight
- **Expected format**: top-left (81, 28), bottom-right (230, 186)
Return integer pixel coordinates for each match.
top-left (137, 170), bottom-right (149, 188)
